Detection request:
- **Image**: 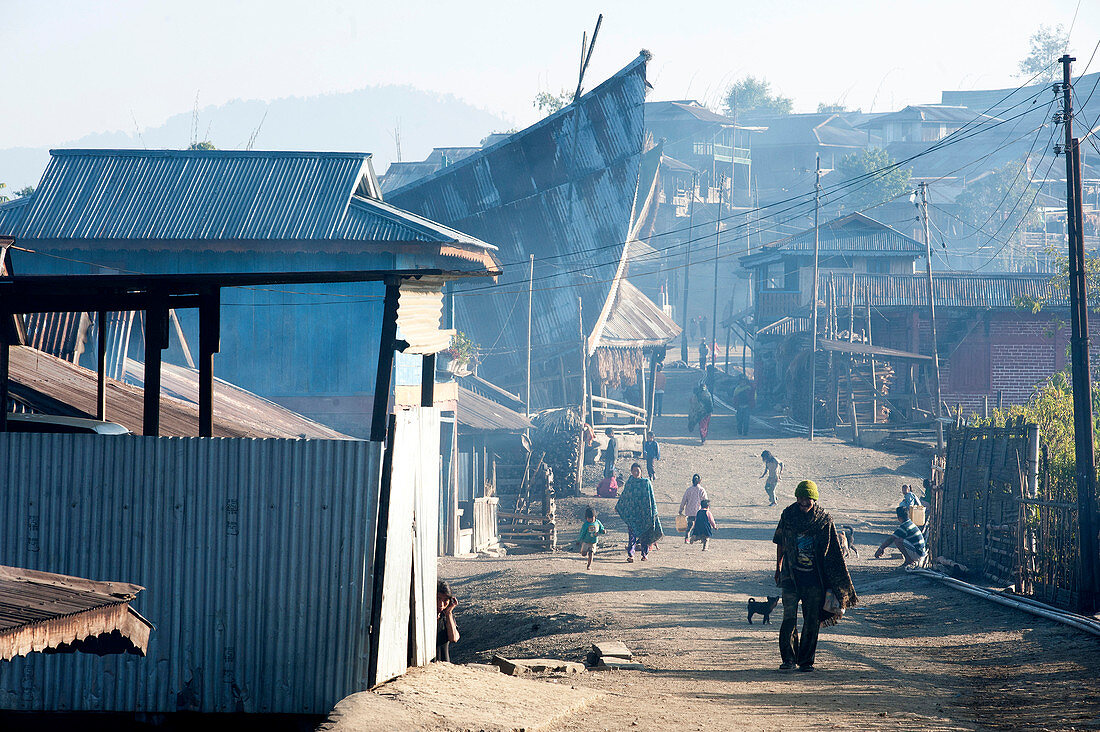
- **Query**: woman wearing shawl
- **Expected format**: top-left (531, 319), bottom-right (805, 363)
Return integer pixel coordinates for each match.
top-left (687, 379), bottom-right (714, 444)
top-left (772, 480), bottom-right (857, 672)
top-left (616, 463), bottom-right (663, 562)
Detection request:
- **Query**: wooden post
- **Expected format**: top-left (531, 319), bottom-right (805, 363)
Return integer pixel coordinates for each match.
top-left (96, 311), bottom-right (108, 421)
top-left (198, 289), bottom-right (220, 437)
top-left (983, 394), bottom-right (989, 420)
top-left (371, 279), bottom-right (402, 443)
top-left (849, 397), bottom-right (860, 445)
top-left (724, 327), bottom-right (731, 373)
top-left (998, 390), bottom-right (1004, 410)
top-left (421, 354), bottom-right (436, 407)
top-left (647, 352), bottom-right (658, 430)
top-left (143, 299), bottom-right (169, 437)
top-left (0, 318), bottom-right (8, 433)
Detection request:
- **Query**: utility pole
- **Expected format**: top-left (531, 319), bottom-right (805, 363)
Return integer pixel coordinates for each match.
top-left (711, 178), bottom-right (723, 370)
top-left (1060, 54), bottom-right (1099, 613)
top-left (681, 172), bottom-right (698, 363)
top-left (919, 182), bottom-right (944, 453)
top-left (809, 156), bottom-right (821, 440)
top-left (526, 254), bottom-right (534, 417)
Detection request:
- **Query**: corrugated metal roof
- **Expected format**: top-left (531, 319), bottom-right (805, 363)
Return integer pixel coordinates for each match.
top-left (2, 149), bottom-right (495, 260)
top-left (0, 565), bottom-right (151, 660)
top-left (831, 271), bottom-right (1063, 309)
top-left (742, 212), bottom-right (924, 267)
top-left (0, 196), bottom-right (31, 231)
top-left (645, 100), bottom-right (737, 126)
top-left (749, 113), bottom-right (871, 148)
top-left (386, 55), bottom-right (650, 396)
top-left (456, 386), bottom-right (532, 432)
top-left (596, 279), bottom-right (681, 349)
top-left (9, 344), bottom-right (353, 438)
top-left (859, 104), bottom-right (1000, 127)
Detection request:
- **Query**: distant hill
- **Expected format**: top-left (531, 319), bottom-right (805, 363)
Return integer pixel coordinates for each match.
top-left (0, 85), bottom-right (513, 192)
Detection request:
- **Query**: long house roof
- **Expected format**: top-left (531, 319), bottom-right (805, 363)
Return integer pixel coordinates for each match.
top-left (0, 149), bottom-right (497, 269)
top-left (742, 212), bottom-right (924, 267)
top-left (385, 54), bottom-right (654, 392)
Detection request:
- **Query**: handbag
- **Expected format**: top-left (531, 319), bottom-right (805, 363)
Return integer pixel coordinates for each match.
top-left (675, 514), bottom-right (688, 532)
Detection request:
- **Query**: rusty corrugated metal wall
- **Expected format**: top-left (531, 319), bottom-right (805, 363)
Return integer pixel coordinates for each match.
top-left (0, 434), bottom-right (382, 714)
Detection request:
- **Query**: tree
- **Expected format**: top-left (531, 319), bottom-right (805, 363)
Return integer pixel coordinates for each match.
top-left (187, 141), bottom-right (216, 150)
top-left (817, 102), bottom-right (851, 114)
top-left (1018, 24), bottom-right (1068, 83)
top-left (533, 89), bottom-right (574, 117)
top-left (13, 185), bottom-right (34, 198)
top-left (833, 148), bottom-right (912, 212)
top-left (722, 76), bottom-right (792, 119)
top-left (955, 162), bottom-right (1042, 246)
top-left (0, 183), bottom-right (7, 204)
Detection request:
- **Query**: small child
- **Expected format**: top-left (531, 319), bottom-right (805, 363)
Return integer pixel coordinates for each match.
top-left (689, 499), bottom-right (717, 551)
top-left (642, 431), bottom-right (660, 481)
top-left (577, 506), bottom-right (606, 570)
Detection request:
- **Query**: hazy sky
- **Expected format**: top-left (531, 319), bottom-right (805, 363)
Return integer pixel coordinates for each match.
top-left (3, 0), bottom-right (1099, 148)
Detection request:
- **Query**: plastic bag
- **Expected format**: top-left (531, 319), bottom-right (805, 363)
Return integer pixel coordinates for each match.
top-left (824, 589), bottom-right (844, 617)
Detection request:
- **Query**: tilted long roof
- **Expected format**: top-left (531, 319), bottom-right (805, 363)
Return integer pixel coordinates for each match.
top-left (385, 55), bottom-right (652, 391)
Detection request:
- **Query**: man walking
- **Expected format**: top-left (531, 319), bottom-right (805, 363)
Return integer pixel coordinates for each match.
top-left (773, 480), bottom-right (858, 672)
top-left (653, 364), bottom-right (666, 417)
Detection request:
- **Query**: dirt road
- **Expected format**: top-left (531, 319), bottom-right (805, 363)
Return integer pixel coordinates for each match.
top-left (440, 368), bottom-right (1100, 731)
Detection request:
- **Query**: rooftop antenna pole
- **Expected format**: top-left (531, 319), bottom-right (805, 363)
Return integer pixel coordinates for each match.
top-left (809, 155), bottom-right (821, 440)
top-left (574, 14), bottom-right (603, 101)
top-left (1060, 53), bottom-right (1099, 613)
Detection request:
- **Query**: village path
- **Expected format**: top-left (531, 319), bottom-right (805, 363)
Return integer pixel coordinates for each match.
top-left (439, 366), bottom-right (1100, 732)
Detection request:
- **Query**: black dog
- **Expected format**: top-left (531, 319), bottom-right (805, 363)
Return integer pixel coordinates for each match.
top-left (748, 596), bottom-right (780, 624)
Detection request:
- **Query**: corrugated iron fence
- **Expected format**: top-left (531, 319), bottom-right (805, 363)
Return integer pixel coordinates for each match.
top-left (0, 433), bottom-right (382, 714)
top-left (931, 421), bottom-right (1084, 610)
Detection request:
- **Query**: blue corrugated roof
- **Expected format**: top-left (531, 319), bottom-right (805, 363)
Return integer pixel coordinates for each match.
top-left (1, 149), bottom-right (495, 258)
top-left (834, 272), bottom-right (1062, 309)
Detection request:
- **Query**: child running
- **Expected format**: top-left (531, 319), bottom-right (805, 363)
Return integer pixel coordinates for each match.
top-left (689, 499), bottom-right (717, 550)
top-left (577, 506), bottom-right (606, 570)
top-left (760, 450), bottom-right (783, 506)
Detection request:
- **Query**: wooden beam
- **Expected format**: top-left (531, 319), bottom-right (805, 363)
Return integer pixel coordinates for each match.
top-left (421, 354), bottom-right (435, 407)
top-left (142, 301), bottom-right (170, 436)
top-left (0, 317), bottom-right (8, 432)
top-left (96, 311), bottom-right (107, 421)
top-left (198, 289), bottom-right (221, 438)
top-left (371, 280), bottom-right (402, 443)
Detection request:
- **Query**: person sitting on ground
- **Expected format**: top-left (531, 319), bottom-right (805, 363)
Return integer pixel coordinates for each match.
top-left (773, 480), bottom-right (858, 673)
top-left (436, 580), bottom-right (460, 662)
top-left (596, 471), bottom-right (619, 499)
top-left (875, 506), bottom-right (929, 568)
top-left (899, 483), bottom-right (922, 508)
top-left (642, 431), bottom-right (661, 481)
top-left (577, 506), bottom-right (606, 570)
top-left (678, 474), bottom-right (708, 543)
top-left (603, 428), bottom-right (618, 478)
top-left (689, 498), bottom-right (717, 551)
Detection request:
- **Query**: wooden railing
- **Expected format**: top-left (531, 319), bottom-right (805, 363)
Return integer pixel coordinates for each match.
top-left (756, 289), bottom-right (803, 325)
top-left (590, 395), bottom-right (647, 431)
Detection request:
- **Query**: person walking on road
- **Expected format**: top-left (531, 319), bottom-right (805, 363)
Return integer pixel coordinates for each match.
top-left (772, 480), bottom-right (858, 672)
top-left (698, 338), bottom-right (709, 371)
top-left (733, 375), bottom-right (756, 436)
top-left (760, 450), bottom-right (783, 506)
top-left (653, 364), bottom-right (666, 417)
top-left (678, 474), bottom-right (708, 543)
top-left (688, 380), bottom-right (714, 444)
top-left (616, 463), bottom-right (663, 563)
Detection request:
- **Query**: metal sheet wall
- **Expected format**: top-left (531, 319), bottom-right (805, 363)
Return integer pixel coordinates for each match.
top-left (0, 434), bottom-right (382, 714)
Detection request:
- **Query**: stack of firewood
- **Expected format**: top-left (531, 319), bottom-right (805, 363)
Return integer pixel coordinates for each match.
top-left (530, 408), bottom-right (582, 497)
